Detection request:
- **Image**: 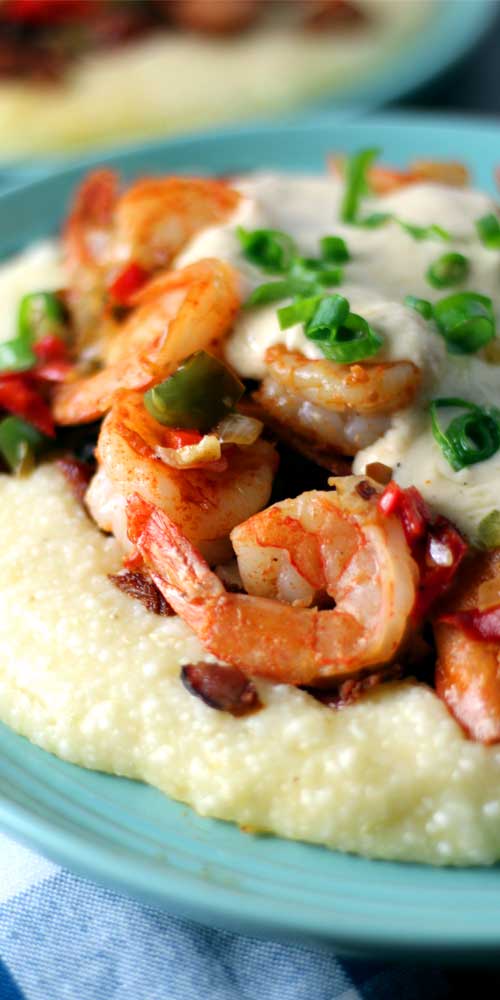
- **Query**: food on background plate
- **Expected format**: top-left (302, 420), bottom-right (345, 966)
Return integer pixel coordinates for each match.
top-left (0, 0), bottom-right (432, 156)
top-left (0, 149), bottom-right (499, 867)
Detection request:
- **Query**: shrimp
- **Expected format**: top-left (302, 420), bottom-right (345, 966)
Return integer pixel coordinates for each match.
top-left (64, 170), bottom-right (240, 342)
top-left (126, 476), bottom-right (419, 685)
top-left (435, 550), bottom-right (500, 744)
top-left (254, 345), bottom-right (421, 458)
top-left (329, 156), bottom-right (469, 194)
top-left (86, 390), bottom-right (278, 564)
top-left (53, 258), bottom-right (241, 425)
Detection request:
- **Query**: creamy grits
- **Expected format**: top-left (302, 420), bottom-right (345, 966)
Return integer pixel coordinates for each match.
top-left (0, 166), bottom-right (499, 866)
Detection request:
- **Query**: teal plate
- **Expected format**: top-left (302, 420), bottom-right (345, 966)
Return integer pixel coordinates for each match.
top-left (1, 114), bottom-right (500, 961)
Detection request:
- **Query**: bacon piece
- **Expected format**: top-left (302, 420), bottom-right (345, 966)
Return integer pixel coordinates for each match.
top-left (303, 0), bottom-right (366, 30)
top-left (109, 570), bottom-right (173, 617)
top-left (181, 662), bottom-right (262, 716)
top-left (304, 663), bottom-right (403, 710)
top-left (56, 456), bottom-right (93, 505)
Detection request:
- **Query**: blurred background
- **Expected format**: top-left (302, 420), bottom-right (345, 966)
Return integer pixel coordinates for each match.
top-left (0, 0), bottom-right (498, 164)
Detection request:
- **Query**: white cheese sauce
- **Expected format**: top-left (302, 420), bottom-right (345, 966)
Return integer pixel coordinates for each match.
top-left (177, 172), bottom-right (500, 539)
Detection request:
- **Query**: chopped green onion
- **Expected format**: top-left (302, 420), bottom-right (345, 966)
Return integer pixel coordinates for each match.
top-left (359, 212), bottom-right (392, 229)
top-left (321, 312), bottom-right (383, 364)
top-left (0, 416), bottom-right (46, 474)
top-left (476, 213), bottom-right (500, 249)
top-left (426, 252), bottom-right (470, 289)
top-left (0, 336), bottom-right (36, 373)
top-left (430, 397), bottom-right (500, 471)
top-left (278, 295), bottom-right (323, 331)
top-left (17, 291), bottom-right (66, 342)
top-left (304, 295), bottom-right (350, 342)
top-left (433, 291), bottom-right (495, 354)
top-left (398, 220), bottom-right (450, 242)
top-left (404, 295), bottom-right (434, 320)
top-left (288, 256), bottom-right (342, 291)
top-left (320, 235), bottom-right (350, 264)
top-left (236, 226), bottom-right (296, 274)
top-left (478, 510), bottom-right (500, 549)
top-left (144, 352), bottom-right (244, 434)
top-left (245, 279), bottom-right (295, 308)
top-left (340, 147), bottom-right (380, 224)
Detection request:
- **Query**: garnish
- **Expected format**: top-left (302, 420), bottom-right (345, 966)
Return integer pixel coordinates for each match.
top-left (0, 415), bottom-right (47, 474)
top-left (359, 212), bottom-right (392, 228)
top-left (404, 295), bottom-right (433, 320)
top-left (478, 510), bottom-right (500, 549)
top-left (320, 235), bottom-right (350, 263)
top-left (244, 230), bottom-right (349, 307)
top-left (476, 213), bottom-right (500, 249)
top-left (279, 292), bottom-right (382, 364)
top-left (17, 290), bottom-right (67, 343)
top-left (144, 351), bottom-right (244, 433)
top-left (340, 147), bottom-right (380, 223)
top-left (426, 252), bottom-right (470, 289)
top-left (430, 397), bottom-right (500, 471)
top-left (398, 220), bottom-right (450, 242)
top-left (236, 226), bottom-right (296, 273)
top-left (433, 291), bottom-right (495, 353)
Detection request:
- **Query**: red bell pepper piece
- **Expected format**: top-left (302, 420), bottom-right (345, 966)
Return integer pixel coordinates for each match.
top-left (0, 374), bottom-right (54, 437)
top-left (108, 263), bottom-right (148, 306)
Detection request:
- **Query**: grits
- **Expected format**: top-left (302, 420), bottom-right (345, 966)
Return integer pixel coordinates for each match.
top-left (2, 464), bottom-right (500, 866)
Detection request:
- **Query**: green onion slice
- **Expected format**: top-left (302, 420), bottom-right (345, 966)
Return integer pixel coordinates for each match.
top-left (476, 213), bottom-right (500, 249)
top-left (17, 290), bottom-right (66, 342)
top-left (359, 212), bottom-right (392, 229)
top-left (277, 295), bottom-right (324, 331)
top-left (144, 352), bottom-right (244, 434)
top-left (398, 220), bottom-right (450, 242)
top-left (433, 291), bottom-right (495, 354)
top-left (478, 510), bottom-right (500, 549)
top-left (0, 416), bottom-right (47, 474)
top-left (320, 311), bottom-right (383, 364)
top-left (340, 147), bottom-right (380, 224)
top-left (430, 397), bottom-right (500, 471)
top-left (245, 279), bottom-right (296, 308)
top-left (426, 252), bottom-right (470, 289)
top-left (404, 295), bottom-right (434, 320)
top-left (320, 235), bottom-right (350, 263)
top-left (288, 256), bottom-right (342, 290)
top-left (236, 226), bottom-right (296, 274)
top-left (304, 294), bottom-right (350, 342)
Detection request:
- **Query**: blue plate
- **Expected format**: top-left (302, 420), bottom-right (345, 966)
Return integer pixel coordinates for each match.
top-left (1, 113), bottom-right (500, 960)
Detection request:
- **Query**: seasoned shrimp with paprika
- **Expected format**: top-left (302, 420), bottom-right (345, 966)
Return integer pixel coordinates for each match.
top-left (64, 169), bottom-right (240, 343)
top-left (435, 549), bottom-right (500, 745)
top-left (53, 258), bottom-right (240, 425)
top-left (86, 388), bottom-right (278, 563)
top-left (126, 476), bottom-right (419, 685)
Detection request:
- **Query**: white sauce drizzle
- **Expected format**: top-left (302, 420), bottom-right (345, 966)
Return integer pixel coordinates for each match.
top-left (177, 171), bottom-right (500, 540)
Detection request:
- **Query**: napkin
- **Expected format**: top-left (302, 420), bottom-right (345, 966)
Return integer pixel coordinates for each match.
top-left (0, 832), bottom-right (460, 1000)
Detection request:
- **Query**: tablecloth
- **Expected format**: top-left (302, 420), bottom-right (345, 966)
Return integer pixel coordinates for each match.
top-left (0, 831), bottom-right (474, 1000)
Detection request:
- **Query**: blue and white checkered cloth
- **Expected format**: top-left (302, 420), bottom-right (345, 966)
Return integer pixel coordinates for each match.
top-left (0, 831), bottom-right (472, 1000)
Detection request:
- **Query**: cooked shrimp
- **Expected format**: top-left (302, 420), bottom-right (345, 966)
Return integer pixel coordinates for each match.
top-left (254, 345), bottom-right (421, 456)
top-left (53, 258), bottom-right (240, 425)
top-left (435, 550), bottom-right (500, 744)
top-left (126, 476), bottom-right (419, 685)
top-left (86, 390), bottom-right (278, 564)
top-left (329, 157), bottom-right (469, 194)
top-left (65, 170), bottom-right (240, 341)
